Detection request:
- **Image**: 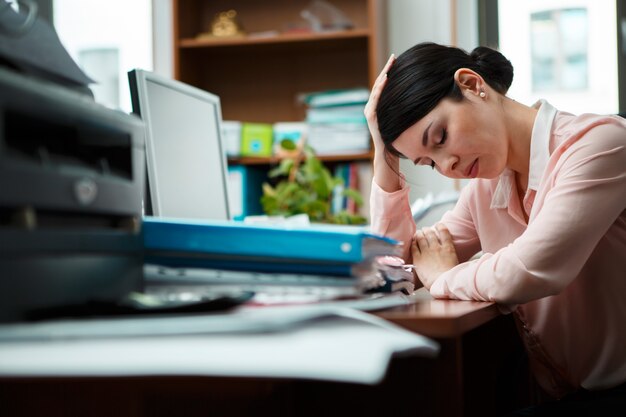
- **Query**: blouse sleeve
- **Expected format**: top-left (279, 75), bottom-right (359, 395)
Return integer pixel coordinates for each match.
top-left (369, 178), bottom-right (415, 262)
top-left (439, 183), bottom-right (482, 263)
top-left (430, 123), bottom-right (626, 305)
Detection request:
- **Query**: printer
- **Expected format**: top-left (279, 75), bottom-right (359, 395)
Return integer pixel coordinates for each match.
top-left (0, 66), bottom-right (146, 322)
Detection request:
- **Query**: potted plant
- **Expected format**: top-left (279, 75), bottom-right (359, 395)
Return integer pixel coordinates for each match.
top-left (260, 141), bottom-right (366, 225)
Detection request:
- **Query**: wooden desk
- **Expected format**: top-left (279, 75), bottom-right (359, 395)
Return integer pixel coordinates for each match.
top-left (0, 292), bottom-right (529, 417)
top-left (375, 290), bottom-right (528, 417)
top-left (378, 288), bottom-right (502, 338)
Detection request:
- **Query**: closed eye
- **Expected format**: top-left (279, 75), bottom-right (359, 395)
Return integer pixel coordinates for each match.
top-left (428, 129), bottom-right (447, 169)
top-left (438, 128), bottom-right (447, 145)
top-left (413, 128), bottom-right (446, 169)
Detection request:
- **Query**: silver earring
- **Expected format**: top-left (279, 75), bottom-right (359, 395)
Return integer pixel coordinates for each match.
top-left (479, 91), bottom-right (486, 98)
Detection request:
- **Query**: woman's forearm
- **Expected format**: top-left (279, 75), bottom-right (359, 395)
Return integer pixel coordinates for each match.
top-left (373, 151), bottom-right (401, 193)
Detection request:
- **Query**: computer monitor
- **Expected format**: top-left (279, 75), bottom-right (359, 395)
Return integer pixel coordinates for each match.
top-left (128, 69), bottom-right (231, 220)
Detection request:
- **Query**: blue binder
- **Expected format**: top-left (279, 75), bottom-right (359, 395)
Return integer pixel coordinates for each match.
top-left (142, 217), bottom-right (400, 276)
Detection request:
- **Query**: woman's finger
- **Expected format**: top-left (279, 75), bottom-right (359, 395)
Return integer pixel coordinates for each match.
top-left (372, 54), bottom-right (395, 90)
top-left (411, 236), bottom-right (421, 256)
top-left (422, 226), bottom-right (441, 246)
top-left (435, 223), bottom-right (453, 244)
top-left (435, 223), bottom-right (459, 263)
top-left (414, 228), bottom-right (429, 249)
top-left (381, 53), bottom-right (395, 75)
top-left (376, 54), bottom-right (395, 80)
top-left (369, 76), bottom-right (387, 103)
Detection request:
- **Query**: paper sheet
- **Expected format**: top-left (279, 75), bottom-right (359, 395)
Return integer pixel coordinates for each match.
top-left (0, 305), bottom-right (438, 384)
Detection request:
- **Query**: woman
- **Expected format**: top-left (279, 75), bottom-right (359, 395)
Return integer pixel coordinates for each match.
top-left (366, 42), bottom-right (626, 414)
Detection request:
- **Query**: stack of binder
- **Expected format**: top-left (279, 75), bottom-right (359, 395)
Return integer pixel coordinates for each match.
top-left (142, 217), bottom-right (402, 297)
top-left (301, 88), bottom-right (371, 155)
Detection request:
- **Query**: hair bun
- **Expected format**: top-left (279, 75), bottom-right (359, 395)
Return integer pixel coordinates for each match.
top-left (470, 46), bottom-right (514, 94)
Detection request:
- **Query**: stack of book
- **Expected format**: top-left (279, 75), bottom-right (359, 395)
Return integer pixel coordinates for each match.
top-left (142, 217), bottom-right (404, 300)
top-left (330, 161), bottom-right (373, 220)
top-left (301, 88), bottom-right (371, 155)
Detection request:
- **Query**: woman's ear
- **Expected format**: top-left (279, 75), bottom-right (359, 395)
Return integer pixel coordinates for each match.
top-left (454, 68), bottom-right (484, 97)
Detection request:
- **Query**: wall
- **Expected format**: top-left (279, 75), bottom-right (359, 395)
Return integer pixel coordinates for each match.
top-left (152, 0), bottom-right (173, 78)
top-left (387, 0), bottom-right (478, 209)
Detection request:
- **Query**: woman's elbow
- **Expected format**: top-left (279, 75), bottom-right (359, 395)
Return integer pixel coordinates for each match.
top-left (486, 273), bottom-right (566, 305)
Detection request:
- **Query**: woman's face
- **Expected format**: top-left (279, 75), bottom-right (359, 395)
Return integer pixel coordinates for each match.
top-left (391, 96), bottom-right (508, 180)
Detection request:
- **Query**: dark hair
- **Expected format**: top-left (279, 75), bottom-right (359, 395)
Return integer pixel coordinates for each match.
top-left (377, 42), bottom-right (513, 158)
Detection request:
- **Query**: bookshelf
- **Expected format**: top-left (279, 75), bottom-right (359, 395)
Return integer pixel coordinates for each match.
top-left (172, 0), bottom-right (386, 164)
top-left (172, 0), bottom-right (384, 220)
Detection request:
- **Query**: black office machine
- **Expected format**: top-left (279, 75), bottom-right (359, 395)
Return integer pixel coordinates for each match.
top-left (0, 66), bottom-right (146, 322)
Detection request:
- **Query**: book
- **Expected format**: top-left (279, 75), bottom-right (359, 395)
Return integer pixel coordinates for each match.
top-left (300, 88), bottom-right (370, 108)
top-left (142, 217), bottom-right (401, 276)
top-left (221, 120), bottom-right (242, 157)
top-left (331, 164), bottom-right (348, 214)
top-left (347, 162), bottom-right (358, 214)
top-left (227, 166), bottom-right (264, 221)
top-left (305, 104), bottom-right (367, 124)
top-left (307, 122), bottom-right (371, 155)
top-left (357, 161), bottom-right (373, 221)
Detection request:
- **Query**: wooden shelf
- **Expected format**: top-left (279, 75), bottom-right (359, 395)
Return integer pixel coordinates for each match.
top-left (173, 0), bottom-right (384, 123)
top-left (179, 29), bottom-right (371, 48)
top-left (228, 151), bottom-right (374, 166)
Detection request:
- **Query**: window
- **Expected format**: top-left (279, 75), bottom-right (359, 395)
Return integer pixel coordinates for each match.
top-left (531, 8), bottom-right (588, 92)
top-left (480, 0), bottom-right (619, 115)
top-left (78, 48), bottom-right (120, 109)
top-left (53, 0), bottom-right (152, 111)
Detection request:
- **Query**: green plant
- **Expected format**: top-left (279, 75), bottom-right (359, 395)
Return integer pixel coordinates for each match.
top-left (260, 144), bottom-right (366, 225)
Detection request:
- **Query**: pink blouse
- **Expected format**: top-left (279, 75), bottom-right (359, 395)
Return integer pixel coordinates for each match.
top-left (370, 100), bottom-right (626, 398)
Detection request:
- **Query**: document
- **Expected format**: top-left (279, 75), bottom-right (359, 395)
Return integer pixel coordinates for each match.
top-left (0, 303), bottom-right (438, 385)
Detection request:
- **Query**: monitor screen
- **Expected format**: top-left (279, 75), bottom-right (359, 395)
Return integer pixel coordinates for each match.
top-left (128, 69), bottom-right (230, 220)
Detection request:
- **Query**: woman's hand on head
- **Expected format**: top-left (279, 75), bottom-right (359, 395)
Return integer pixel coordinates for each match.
top-left (364, 54), bottom-right (395, 153)
top-left (411, 223), bottom-right (459, 290)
